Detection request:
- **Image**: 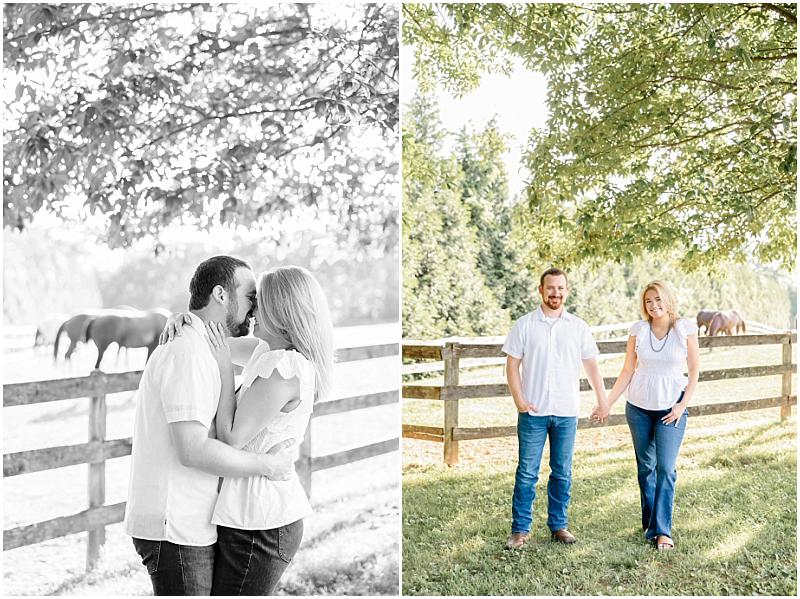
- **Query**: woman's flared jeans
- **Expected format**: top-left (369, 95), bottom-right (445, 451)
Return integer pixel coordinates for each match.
top-left (625, 400), bottom-right (687, 539)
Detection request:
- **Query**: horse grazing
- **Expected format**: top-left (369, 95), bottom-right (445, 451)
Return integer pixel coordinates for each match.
top-left (696, 311), bottom-right (717, 334)
top-left (85, 308), bottom-right (170, 371)
top-left (53, 313), bottom-right (96, 361)
top-left (727, 309), bottom-right (747, 334)
top-left (708, 310), bottom-right (748, 337)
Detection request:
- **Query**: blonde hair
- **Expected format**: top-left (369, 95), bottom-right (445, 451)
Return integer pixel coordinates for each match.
top-left (257, 266), bottom-right (334, 403)
top-left (639, 280), bottom-right (679, 327)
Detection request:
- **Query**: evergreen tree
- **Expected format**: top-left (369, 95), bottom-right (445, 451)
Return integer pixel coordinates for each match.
top-left (455, 120), bottom-right (538, 321)
top-left (402, 94), bottom-right (510, 339)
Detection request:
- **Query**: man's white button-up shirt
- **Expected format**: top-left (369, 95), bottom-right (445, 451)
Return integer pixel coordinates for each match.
top-left (124, 314), bottom-right (222, 546)
top-left (502, 306), bottom-right (599, 417)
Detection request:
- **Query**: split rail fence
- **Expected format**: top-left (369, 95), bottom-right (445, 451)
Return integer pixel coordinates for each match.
top-left (3, 339), bottom-right (399, 570)
top-left (403, 332), bottom-right (796, 465)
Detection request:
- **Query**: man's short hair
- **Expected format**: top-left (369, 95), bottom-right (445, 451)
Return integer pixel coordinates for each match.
top-left (540, 267), bottom-right (568, 288)
top-left (189, 256), bottom-right (251, 311)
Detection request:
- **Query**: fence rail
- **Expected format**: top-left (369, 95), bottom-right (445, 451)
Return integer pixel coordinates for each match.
top-left (401, 321), bottom-right (792, 375)
top-left (402, 333), bottom-right (796, 465)
top-left (3, 338), bottom-right (399, 570)
top-left (3, 325), bottom-right (38, 352)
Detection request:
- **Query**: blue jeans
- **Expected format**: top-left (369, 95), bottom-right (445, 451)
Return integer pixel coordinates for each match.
top-left (132, 538), bottom-right (214, 596)
top-left (211, 519), bottom-right (304, 595)
top-left (511, 413), bottom-right (578, 534)
top-left (625, 397), bottom-right (687, 539)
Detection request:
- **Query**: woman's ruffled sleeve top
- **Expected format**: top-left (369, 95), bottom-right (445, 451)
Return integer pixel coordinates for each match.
top-left (212, 341), bottom-right (316, 530)
top-left (625, 318), bottom-right (697, 410)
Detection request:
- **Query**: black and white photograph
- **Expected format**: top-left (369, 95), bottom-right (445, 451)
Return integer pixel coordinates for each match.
top-left (3, 3), bottom-right (400, 595)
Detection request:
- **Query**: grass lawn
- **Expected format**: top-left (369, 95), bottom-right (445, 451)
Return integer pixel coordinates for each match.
top-left (402, 410), bottom-right (796, 595)
top-left (402, 343), bottom-right (797, 596)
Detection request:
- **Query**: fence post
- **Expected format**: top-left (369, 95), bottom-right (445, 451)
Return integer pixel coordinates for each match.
top-left (87, 391), bottom-right (106, 571)
top-left (781, 335), bottom-right (792, 420)
top-left (443, 342), bottom-right (460, 466)
top-left (297, 422), bottom-right (312, 499)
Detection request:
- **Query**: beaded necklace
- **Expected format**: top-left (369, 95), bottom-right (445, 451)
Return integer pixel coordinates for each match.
top-left (649, 322), bottom-right (671, 353)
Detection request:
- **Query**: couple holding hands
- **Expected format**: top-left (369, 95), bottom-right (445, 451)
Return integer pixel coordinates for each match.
top-left (503, 268), bottom-right (699, 552)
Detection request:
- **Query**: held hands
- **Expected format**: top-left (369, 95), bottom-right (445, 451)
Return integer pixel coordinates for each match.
top-left (661, 402), bottom-right (686, 426)
top-left (590, 400), bottom-right (611, 423)
top-left (159, 313), bottom-right (192, 344)
top-left (261, 438), bottom-right (298, 481)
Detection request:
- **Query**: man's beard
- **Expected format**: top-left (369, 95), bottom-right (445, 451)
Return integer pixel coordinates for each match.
top-left (225, 296), bottom-right (251, 338)
top-left (544, 296), bottom-right (563, 310)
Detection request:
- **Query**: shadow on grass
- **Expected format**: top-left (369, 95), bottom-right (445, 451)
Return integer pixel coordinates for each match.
top-left (698, 420), bottom-right (793, 469)
top-left (46, 562), bottom-right (145, 596)
top-left (281, 549), bottom-right (399, 596)
top-left (302, 507), bottom-right (384, 551)
top-left (402, 420), bottom-right (797, 596)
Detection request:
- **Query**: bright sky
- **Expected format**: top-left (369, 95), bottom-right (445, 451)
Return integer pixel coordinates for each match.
top-left (401, 44), bottom-right (549, 199)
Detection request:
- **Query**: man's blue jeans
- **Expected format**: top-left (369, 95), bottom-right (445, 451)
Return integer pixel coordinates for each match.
top-left (132, 538), bottom-right (214, 596)
top-left (625, 398), bottom-right (687, 540)
top-left (511, 413), bottom-right (578, 534)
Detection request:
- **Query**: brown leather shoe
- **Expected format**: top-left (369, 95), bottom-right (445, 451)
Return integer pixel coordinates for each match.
top-left (504, 532), bottom-right (530, 549)
top-left (551, 529), bottom-right (577, 544)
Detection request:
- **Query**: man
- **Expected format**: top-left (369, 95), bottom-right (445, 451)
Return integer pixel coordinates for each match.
top-left (502, 267), bottom-right (606, 549)
top-left (124, 256), bottom-right (295, 595)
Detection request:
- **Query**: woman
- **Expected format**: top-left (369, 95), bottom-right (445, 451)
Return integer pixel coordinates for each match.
top-left (164, 265), bottom-right (334, 594)
top-left (590, 280), bottom-right (699, 551)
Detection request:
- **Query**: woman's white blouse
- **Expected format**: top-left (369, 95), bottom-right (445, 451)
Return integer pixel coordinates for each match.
top-left (211, 341), bottom-right (315, 530)
top-left (625, 318), bottom-right (698, 411)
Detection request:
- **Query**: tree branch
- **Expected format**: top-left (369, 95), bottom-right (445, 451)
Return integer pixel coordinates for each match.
top-left (762, 3), bottom-right (797, 24)
top-left (7, 4), bottom-right (202, 43)
top-left (402, 4), bottom-right (445, 46)
top-left (751, 53), bottom-right (797, 62)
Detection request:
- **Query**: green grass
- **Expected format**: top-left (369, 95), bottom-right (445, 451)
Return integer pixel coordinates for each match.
top-left (404, 344), bottom-right (797, 428)
top-left (402, 411), bottom-right (797, 596)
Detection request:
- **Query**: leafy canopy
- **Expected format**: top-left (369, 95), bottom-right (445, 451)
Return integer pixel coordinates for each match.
top-left (404, 3), bottom-right (797, 272)
top-left (4, 3), bottom-right (398, 252)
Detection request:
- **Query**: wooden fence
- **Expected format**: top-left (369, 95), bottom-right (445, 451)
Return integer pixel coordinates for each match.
top-left (403, 333), bottom-right (796, 466)
top-left (3, 340), bottom-right (399, 570)
top-left (3, 325), bottom-right (38, 353)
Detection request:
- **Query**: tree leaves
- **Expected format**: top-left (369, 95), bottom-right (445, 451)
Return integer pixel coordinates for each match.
top-left (405, 3), bottom-right (796, 272)
top-left (4, 3), bottom-right (399, 255)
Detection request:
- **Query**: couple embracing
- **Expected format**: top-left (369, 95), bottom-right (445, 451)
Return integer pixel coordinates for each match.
top-left (503, 267), bottom-right (699, 552)
top-left (124, 256), bottom-right (334, 595)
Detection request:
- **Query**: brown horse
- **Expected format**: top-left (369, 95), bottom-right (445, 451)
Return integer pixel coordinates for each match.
top-left (696, 311), bottom-right (717, 334)
top-left (53, 313), bottom-right (96, 361)
top-left (708, 310), bottom-right (747, 337)
top-left (727, 309), bottom-right (747, 334)
top-left (52, 308), bottom-right (140, 361)
top-left (85, 308), bottom-right (170, 370)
